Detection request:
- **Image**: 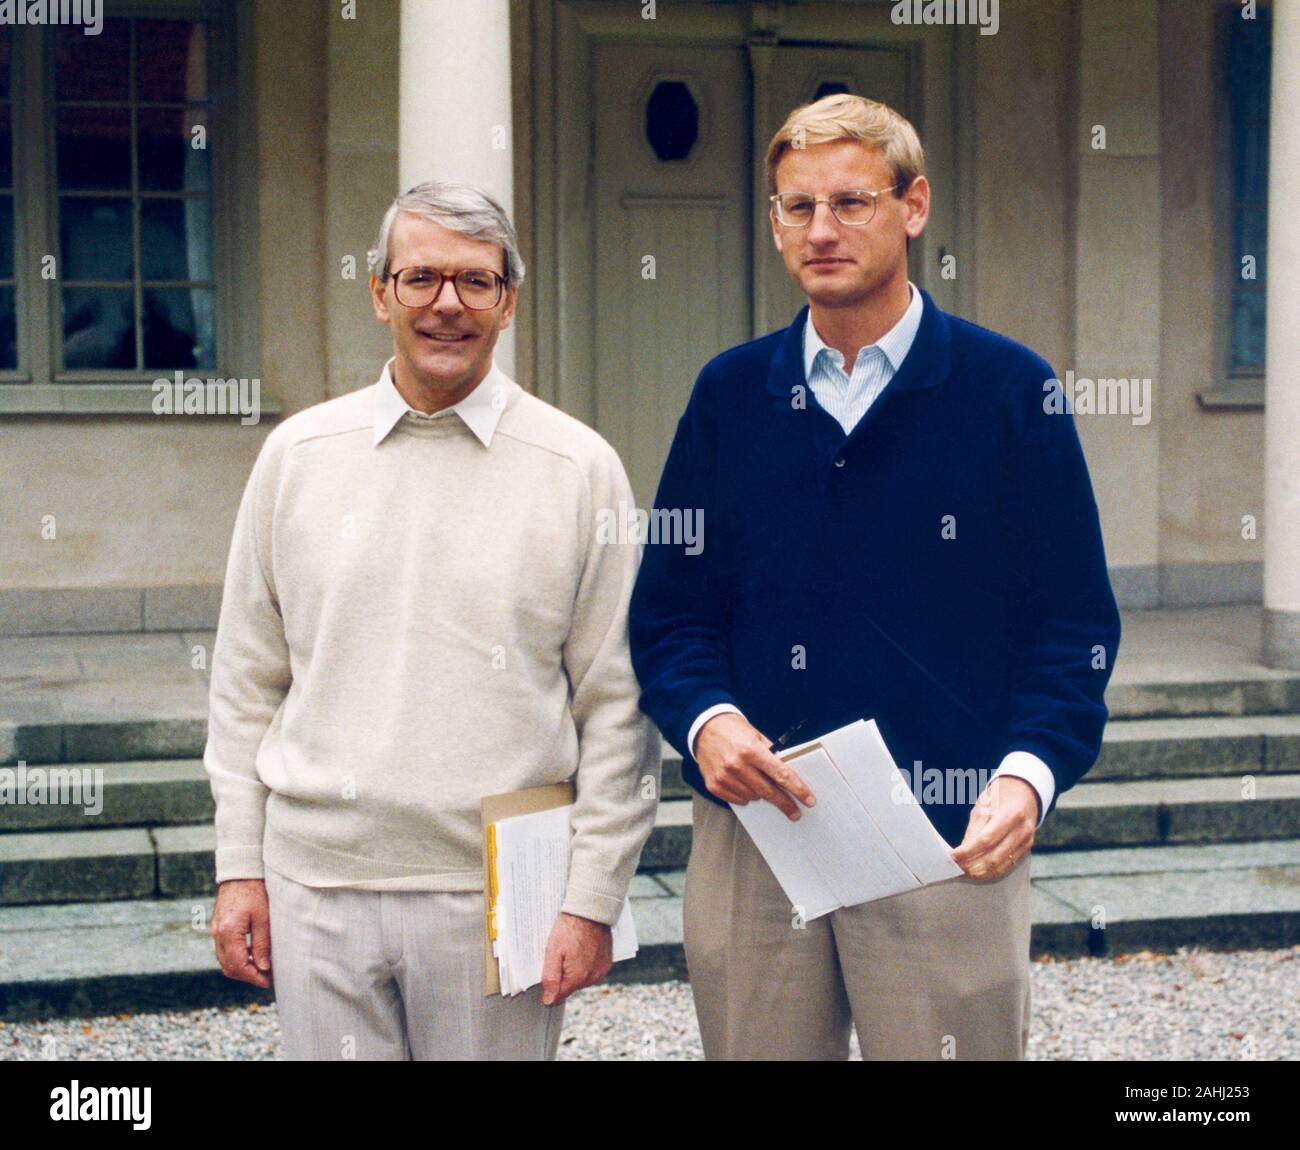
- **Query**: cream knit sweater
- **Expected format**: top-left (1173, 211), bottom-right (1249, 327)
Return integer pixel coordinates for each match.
top-left (203, 371), bottom-right (661, 925)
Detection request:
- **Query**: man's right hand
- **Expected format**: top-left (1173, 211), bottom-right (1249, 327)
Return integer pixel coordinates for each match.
top-left (694, 712), bottom-right (816, 819)
top-left (212, 878), bottom-right (273, 988)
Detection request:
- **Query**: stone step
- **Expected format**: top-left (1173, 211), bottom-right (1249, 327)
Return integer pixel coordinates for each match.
top-left (0, 707), bottom-right (208, 768)
top-left (1106, 674), bottom-right (1300, 720)
top-left (5, 775), bottom-right (1300, 905)
top-left (655, 776), bottom-right (1300, 865)
top-left (2, 840), bottom-right (1297, 1021)
top-left (2, 715), bottom-right (1297, 838)
top-left (0, 759), bottom-right (214, 832)
top-left (1041, 773), bottom-right (1300, 849)
top-left (7, 669), bottom-right (1300, 768)
top-left (1027, 838), bottom-right (1300, 954)
top-left (1092, 714), bottom-right (1300, 780)
top-left (660, 713), bottom-right (1300, 796)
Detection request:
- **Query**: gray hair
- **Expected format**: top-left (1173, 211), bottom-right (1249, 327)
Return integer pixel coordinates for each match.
top-left (367, 180), bottom-right (525, 290)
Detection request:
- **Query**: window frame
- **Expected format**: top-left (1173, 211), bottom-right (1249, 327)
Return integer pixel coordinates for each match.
top-left (1202, 0), bottom-right (1270, 411)
top-left (0, 0), bottom-right (261, 415)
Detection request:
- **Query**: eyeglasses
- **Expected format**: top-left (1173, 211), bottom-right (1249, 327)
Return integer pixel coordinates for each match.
top-left (388, 266), bottom-right (507, 310)
top-left (769, 184), bottom-right (905, 227)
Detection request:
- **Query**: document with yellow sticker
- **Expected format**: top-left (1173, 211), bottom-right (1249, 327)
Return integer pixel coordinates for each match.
top-left (482, 782), bottom-right (637, 996)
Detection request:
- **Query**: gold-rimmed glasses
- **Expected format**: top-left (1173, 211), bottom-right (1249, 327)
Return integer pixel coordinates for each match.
top-left (769, 184), bottom-right (905, 227)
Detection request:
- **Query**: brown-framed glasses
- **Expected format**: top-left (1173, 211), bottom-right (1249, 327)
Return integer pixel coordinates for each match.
top-left (769, 184), bottom-right (904, 227)
top-left (389, 266), bottom-right (507, 310)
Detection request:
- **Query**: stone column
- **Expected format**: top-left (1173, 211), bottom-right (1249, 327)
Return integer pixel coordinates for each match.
top-left (1264, 0), bottom-right (1300, 667)
top-left (399, 0), bottom-right (516, 375)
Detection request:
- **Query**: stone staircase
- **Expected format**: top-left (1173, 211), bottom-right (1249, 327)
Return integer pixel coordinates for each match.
top-left (2, 608), bottom-right (1300, 1019)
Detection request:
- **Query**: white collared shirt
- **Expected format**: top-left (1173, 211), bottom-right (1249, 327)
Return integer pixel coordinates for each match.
top-left (686, 283), bottom-right (1057, 829)
top-left (373, 356), bottom-right (518, 448)
top-left (802, 279), bottom-right (924, 436)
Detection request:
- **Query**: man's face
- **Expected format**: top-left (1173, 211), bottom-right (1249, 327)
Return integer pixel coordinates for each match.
top-left (369, 212), bottom-right (516, 391)
top-left (769, 139), bottom-right (928, 307)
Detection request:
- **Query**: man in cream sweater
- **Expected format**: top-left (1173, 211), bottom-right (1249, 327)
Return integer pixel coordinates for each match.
top-left (204, 180), bottom-right (660, 1060)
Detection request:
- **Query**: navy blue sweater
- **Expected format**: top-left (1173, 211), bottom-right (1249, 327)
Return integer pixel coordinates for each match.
top-left (628, 287), bottom-right (1121, 846)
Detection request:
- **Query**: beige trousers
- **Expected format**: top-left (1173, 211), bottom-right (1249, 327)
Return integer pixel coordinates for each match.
top-left (682, 793), bottom-right (1032, 1061)
top-left (264, 864), bottom-right (564, 1060)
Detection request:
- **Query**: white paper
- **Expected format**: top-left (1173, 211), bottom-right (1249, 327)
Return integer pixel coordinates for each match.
top-left (491, 803), bottom-right (638, 996)
top-left (731, 719), bottom-right (964, 920)
top-left (823, 720), bottom-right (967, 886)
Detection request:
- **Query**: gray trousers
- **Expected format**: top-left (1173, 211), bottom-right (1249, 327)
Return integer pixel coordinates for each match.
top-left (683, 793), bottom-right (1033, 1060)
top-left (264, 865), bottom-right (564, 1060)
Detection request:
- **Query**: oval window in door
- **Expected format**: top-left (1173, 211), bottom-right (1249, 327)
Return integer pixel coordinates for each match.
top-left (813, 79), bottom-right (852, 101)
top-left (645, 80), bottom-right (699, 162)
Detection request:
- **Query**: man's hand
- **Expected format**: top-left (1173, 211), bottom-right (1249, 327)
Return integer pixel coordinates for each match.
top-left (694, 712), bottom-right (816, 819)
top-left (540, 912), bottom-right (614, 1005)
top-left (212, 878), bottom-right (273, 988)
top-left (951, 775), bottom-right (1039, 881)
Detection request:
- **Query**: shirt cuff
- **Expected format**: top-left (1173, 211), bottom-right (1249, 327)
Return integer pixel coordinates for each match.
top-left (992, 752), bottom-right (1055, 828)
top-left (687, 704), bottom-right (744, 758)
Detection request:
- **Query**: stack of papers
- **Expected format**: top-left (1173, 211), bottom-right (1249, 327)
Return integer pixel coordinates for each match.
top-left (731, 718), bottom-right (964, 919)
top-left (488, 804), bottom-right (638, 997)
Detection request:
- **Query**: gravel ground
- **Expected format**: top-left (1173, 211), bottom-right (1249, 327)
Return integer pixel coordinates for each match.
top-left (2, 947), bottom-right (1296, 1061)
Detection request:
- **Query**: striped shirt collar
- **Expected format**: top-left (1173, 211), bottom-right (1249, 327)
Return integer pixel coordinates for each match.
top-left (802, 280), bottom-right (924, 380)
top-left (373, 357), bottom-right (516, 447)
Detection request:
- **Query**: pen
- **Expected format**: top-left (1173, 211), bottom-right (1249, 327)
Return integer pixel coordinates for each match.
top-left (768, 719), bottom-right (808, 753)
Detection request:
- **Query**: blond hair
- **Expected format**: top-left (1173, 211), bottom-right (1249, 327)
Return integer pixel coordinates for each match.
top-left (764, 93), bottom-right (925, 198)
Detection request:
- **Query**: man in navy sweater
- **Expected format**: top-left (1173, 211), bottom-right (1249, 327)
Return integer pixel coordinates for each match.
top-left (628, 93), bottom-right (1121, 1060)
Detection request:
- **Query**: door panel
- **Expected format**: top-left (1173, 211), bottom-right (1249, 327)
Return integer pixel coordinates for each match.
top-left (592, 43), bottom-right (751, 507)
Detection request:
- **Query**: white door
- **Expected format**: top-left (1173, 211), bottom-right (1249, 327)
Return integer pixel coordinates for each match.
top-left (540, 1), bottom-right (964, 509)
top-left (592, 42), bottom-right (751, 507)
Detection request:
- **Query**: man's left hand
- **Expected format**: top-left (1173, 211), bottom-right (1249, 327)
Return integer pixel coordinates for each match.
top-left (951, 775), bottom-right (1039, 881)
top-left (540, 912), bottom-right (614, 1005)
